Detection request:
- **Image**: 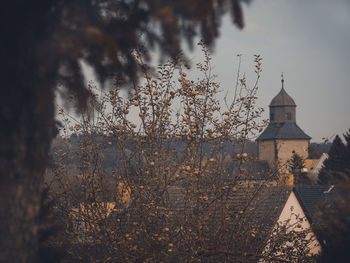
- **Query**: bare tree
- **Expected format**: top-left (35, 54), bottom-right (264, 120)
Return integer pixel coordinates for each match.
top-left (48, 48), bottom-right (315, 262)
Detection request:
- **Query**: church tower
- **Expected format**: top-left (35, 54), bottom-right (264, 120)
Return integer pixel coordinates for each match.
top-left (257, 76), bottom-right (311, 171)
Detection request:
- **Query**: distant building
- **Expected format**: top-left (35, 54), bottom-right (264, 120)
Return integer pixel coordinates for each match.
top-left (304, 153), bottom-right (328, 183)
top-left (257, 76), bottom-right (311, 172)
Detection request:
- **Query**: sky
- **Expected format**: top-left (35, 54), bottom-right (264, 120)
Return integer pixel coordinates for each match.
top-left (181, 0), bottom-right (350, 142)
top-left (75, 0), bottom-right (350, 143)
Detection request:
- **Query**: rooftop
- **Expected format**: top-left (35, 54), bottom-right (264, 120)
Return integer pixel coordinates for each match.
top-left (270, 79), bottom-right (296, 107)
top-left (294, 185), bottom-right (338, 223)
top-left (256, 122), bottom-right (311, 141)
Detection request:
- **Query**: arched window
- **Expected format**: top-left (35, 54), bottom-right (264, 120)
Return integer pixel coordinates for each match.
top-left (270, 113), bottom-right (274, 121)
top-left (287, 112), bottom-right (292, 120)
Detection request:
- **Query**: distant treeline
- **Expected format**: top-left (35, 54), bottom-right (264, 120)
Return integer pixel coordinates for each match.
top-left (50, 133), bottom-right (331, 172)
top-left (309, 142), bottom-right (332, 159)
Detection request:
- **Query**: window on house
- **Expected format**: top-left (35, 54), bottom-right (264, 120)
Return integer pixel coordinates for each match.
top-left (270, 113), bottom-right (274, 121)
top-left (287, 112), bottom-right (292, 120)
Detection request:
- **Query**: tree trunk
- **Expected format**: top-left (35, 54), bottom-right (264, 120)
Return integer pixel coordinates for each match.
top-left (0, 75), bottom-right (55, 263)
top-left (0, 3), bottom-right (58, 261)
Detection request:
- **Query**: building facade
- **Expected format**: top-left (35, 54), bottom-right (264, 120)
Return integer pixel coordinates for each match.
top-left (257, 77), bottom-right (311, 171)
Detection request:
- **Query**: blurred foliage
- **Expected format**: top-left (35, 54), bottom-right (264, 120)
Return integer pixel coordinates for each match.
top-left (1, 0), bottom-right (251, 112)
top-left (314, 129), bottom-right (350, 261)
top-left (319, 131), bottom-right (350, 184)
top-left (314, 181), bottom-right (350, 263)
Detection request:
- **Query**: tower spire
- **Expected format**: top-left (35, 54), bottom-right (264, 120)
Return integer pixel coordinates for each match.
top-left (281, 72), bottom-right (284, 90)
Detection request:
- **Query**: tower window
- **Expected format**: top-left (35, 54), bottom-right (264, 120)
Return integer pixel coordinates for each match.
top-left (287, 112), bottom-right (292, 120)
top-left (270, 113), bottom-right (274, 121)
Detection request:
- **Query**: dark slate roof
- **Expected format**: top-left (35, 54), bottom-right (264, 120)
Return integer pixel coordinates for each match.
top-left (227, 159), bottom-right (272, 180)
top-left (270, 87), bottom-right (296, 107)
top-left (241, 160), bottom-right (271, 180)
top-left (294, 185), bottom-right (338, 223)
top-left (222, 186), bottom-right (291, 261)
top-left (256, 122), bottom-right (311, 141)
top-left (168, 185), bottom-right (292, 262)
top-left (106, 184), bottom-right (291, 262)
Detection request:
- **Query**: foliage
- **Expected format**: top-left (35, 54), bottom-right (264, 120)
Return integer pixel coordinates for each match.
top-left (323, 136), bottom-right (346, 171)
top-left (314, 129), bottom-right (350, 261)
top-left (1, 0), bottom-right (250, 111)
top-left (263, 213), bottom-right (318, 263)
top-left (308, 143), bottom-right (331, 159)
top-left (342, 129), bottom-right (350, 173)
top-left (51, 45), bottom-right (261, 262)
top-left (288, 152), bottom-right (310, 185)
top-left (319, 132), bottom-right (350, 184)
top-left (0, 2), bottom-right (250, 262)
top-left (48, 48), bottom-right (317, 262)
top-left (314, 130), bottom-right (350, 261)
top-left (288, 152), bottom-right (305, 174)
top-left (314, 181), bottom-right (350, 263)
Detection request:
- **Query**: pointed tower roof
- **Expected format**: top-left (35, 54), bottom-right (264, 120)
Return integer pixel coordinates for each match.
top-left (270, 76), bottom-right (296, 107)
top-left (256, 74), bottom-right (311, 141)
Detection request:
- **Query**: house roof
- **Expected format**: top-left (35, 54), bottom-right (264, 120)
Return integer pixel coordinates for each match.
top-left (98, 183), bottom-right (292, 262)
top-left (241, 160), bottom-right (271, 180)
top-left (167, 184), bottom-right (292, 261)
top-left (201, 155), bottom-right (272, 181)
top-left (270, 87), bottom-right (296, 107)
top-left (227, 186), bottom-right (291, 260)
top-left (256, 122), bottom-right (311, 141)
top-left (294, 185), bottom-right (338, 223)
top-left (230, 159), bottom-right (272, 180)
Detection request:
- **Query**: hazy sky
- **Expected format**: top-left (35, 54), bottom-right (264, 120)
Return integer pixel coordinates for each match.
top-left (77, 0), bottom-right (350, 142)
top-left (182, 0), bottom-right (350, 142)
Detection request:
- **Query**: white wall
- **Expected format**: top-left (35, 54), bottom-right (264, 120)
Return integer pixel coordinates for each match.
top-left (277, 192), bottom-right (321, 255)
